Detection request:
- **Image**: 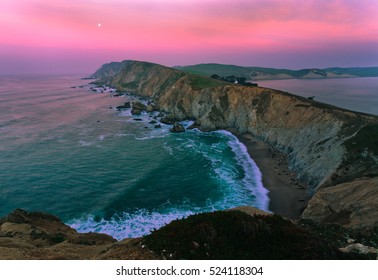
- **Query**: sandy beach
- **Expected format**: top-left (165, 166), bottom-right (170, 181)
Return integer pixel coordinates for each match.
top-left (238, 133), bottom-right (308, 219)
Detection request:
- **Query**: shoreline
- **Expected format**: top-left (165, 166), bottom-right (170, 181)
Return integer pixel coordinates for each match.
top-left (236, 133), bottom-right (308, 219)
top-left (114, 94), bottom-right (308, 219)
top-left (97, 91), bottom-right (308, 219)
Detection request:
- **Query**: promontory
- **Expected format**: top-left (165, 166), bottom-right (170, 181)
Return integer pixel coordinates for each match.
top-left (91, 60), bottom-right (378, 229)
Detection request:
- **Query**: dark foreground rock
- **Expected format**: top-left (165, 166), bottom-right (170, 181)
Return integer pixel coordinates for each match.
top-left (143, 210), bottom-right (378, 260)
top-left (1, 208), bottom-right (377, 260)
top-left (0, 209), bottom-right (157, 260)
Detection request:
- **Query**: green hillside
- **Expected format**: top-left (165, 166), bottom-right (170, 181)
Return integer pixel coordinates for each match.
top-left (175, 63), bottom-right (378, 80)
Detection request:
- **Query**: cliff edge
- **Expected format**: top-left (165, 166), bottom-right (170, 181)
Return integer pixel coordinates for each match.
top-left (91, 60), bottom-right (378, 229)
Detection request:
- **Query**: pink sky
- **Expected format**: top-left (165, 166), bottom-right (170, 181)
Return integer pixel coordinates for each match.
top-left (1, 0), bottom-right (378, 74)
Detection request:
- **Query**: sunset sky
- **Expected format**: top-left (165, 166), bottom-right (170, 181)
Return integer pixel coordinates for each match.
top-left (1, 0), bottom-right (378, 74)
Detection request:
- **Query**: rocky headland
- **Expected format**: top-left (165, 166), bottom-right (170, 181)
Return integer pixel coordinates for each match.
top-left (2, 60), bottom-right (377, 259)
top-left (90, 60), bottom-right (378, 229)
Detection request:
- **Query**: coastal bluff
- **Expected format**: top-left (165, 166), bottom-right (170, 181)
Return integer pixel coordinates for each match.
top-left (91, 60), bottom-right (378, 228)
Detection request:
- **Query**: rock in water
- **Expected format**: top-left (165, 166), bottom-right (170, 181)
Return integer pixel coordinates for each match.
top-left (146, 105), bottom-right (155, 113)
top-left (170, 122), bottom-right (185, 133)
top-left (131, 101), bottom-right (147, 115)
top-left (116, 102), bottom-right (131, 110)
top-left (160, 116), bottom-right (176, 125)
top-left (132, 101), bottom-right (147, 111)
top-left (131, 108), bottom-right (142, 115)
top-left (187, 121), bottom-right (201, 130)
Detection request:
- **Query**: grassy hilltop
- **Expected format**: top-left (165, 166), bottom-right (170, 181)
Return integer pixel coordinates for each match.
top-left (175, 63), bottom-right (378, 80)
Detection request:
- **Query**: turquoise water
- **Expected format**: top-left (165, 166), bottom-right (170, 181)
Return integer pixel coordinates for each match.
top-left (0, 75), bottom-right (268, 239)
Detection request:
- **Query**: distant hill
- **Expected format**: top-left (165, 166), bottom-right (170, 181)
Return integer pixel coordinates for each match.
top-left (175, 64), bottom-right (378, 80)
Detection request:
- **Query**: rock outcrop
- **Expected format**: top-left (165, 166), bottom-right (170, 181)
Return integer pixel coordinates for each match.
top-left (116, 102), bottom-right (131, 110)
top-left (160, 116), bottom-right (176, 125)
top-left (131, 101), bottom-right (147, 115)
top-left (2, 208), bottom-right (377, 260)
top-left (131, 101), bottom-right (147, 111)
top-left (143, 209), bottom-right (377, 259)
top-left (0, 209), bottom-right (158, 260)
top-left (302, 177), bottom-right (378, 228)
top-left (92, 60), bottom-right (378, 228)
top-left (169, 122), bottom-right (185, 133)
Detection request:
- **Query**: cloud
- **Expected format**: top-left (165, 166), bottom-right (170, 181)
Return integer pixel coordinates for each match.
top-left (0, 0), bottom-right (377, 72)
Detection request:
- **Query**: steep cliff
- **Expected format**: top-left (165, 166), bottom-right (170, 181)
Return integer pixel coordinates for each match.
top-left (92, 60), bottom-right (378, 227)
top-left (93, 61), bottom-right (377, 187)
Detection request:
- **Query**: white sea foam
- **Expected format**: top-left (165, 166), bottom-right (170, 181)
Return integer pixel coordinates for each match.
top-left (68, 208), bottom-right (196, 240)
top-left (79, 140), bottom-right (93, 147)
top-left (182, 120), bottom-right (194, 128)
top-left (70, 115), bottom-right (270, 240)
top-left (115, 132), bottom-right (132, 137)
top-left (68, 195), bottom-right (239, 240)
top-left (135, 122), bottom-right (170, 140)
top-left (218, 130), bottom-right (270, 211)
top-left (135, 131), bottom-right (170, 141)
top-left (182, 129), bottom-right (270, 211)
top-left (173, 128), bottom-right (270, 211)
top-left (117, 110), bottom-right (132, 117)
top-left (163, 142), bottom-right (174, 156)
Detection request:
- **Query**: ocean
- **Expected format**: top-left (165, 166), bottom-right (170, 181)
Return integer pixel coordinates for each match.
top-left (258, 77), bottom-right (378, 116)
top-left (0, 74), bottom-right (268, 240)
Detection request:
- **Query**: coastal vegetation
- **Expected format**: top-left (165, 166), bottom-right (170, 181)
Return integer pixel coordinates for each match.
top-left (175, 63), bottom-right (378, 80)
top-left (143, 210), bottom-right (376, 260)
top-left (210, 74), bottom-right (258, 86)
top-left (188, 74), bottom-right (227, 90)
top-left (1, 208), bottom-right (378, 259)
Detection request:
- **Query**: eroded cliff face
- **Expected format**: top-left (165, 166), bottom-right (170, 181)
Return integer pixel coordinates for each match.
top-left (93, 61), bottom-right (378, 192)
top-left (302, 177), bottom-right (378, 228)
